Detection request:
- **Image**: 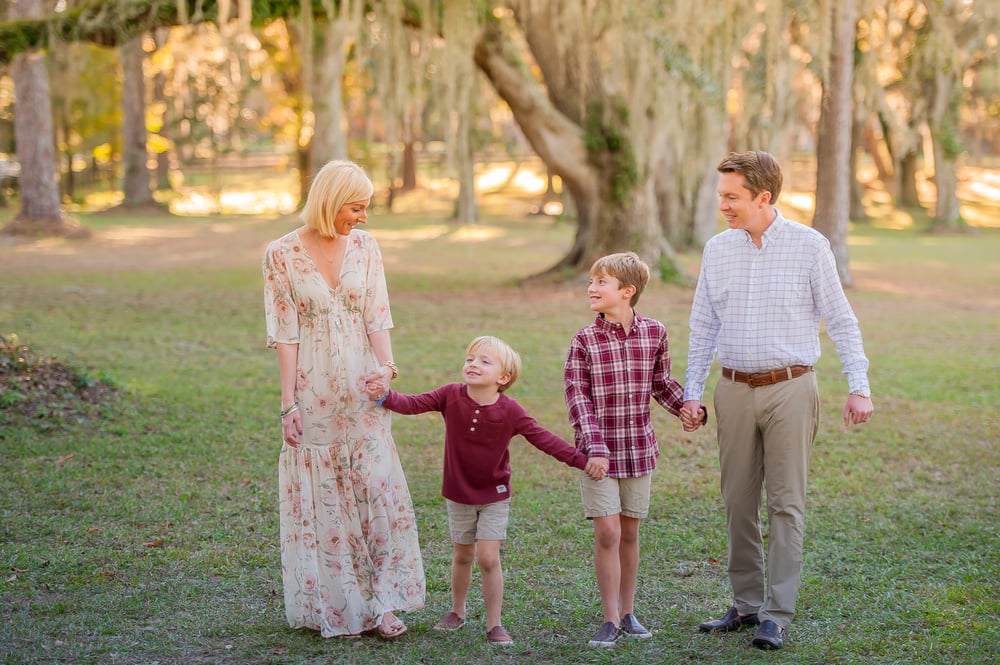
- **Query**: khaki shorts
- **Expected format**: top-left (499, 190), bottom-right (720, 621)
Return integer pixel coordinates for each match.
top-left (446, 498), bottom-right (511, 544)
top-left (579, 472), bottom-right (652, 519)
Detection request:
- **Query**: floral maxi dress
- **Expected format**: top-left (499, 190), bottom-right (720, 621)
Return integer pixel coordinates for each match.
top-left (262, 228), bottom-right (425, 637)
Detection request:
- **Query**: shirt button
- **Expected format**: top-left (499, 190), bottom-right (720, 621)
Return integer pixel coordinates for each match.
top-left (470, 427), bottom-right (476, 432)
top-left (475, 409), bottom-right (480, 414)
top-left (472, 418), bottom-right (478, 423)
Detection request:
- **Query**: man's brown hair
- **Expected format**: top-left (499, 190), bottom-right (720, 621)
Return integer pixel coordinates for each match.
top-left (717, 150), bottom-right (783, 204)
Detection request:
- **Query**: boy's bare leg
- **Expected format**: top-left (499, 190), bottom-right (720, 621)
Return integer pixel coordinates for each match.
top-left (450, 542), bottom-right (476, 618)
top-left (477, 540), bottom-right (504, 629)
top-left (618, 515), bottom-right (641, 617)
top-left (593, 514), bottom-right (623, 624)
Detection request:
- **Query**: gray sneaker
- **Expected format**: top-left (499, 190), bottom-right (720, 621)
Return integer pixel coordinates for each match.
top-left (587, 621), bottom-right (622, 648)
top-left (620, 613), bottom-right (652, 639)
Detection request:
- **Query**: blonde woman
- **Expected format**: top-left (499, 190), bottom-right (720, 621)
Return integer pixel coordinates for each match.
top-left (262, 159), bottom-right (425, 639)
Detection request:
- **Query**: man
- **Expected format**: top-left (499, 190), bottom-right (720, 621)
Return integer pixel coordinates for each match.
top-left (683, 150), bottom-right (873, 650)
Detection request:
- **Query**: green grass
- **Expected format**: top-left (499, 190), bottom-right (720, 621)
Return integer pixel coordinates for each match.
top-left (1, 207), bottom-right (998, 664)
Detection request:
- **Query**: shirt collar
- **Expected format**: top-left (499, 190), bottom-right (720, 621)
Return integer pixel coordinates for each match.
top-left (757, 208), bottom-right (787, 247)
top-left (595, 310), bottom-right (641, 337)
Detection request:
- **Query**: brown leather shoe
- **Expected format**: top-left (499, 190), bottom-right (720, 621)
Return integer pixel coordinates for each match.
top-left (698, 606), bottom-right (759, 633)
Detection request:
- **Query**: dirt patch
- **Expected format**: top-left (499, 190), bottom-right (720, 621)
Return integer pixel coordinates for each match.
top-left (0, 335), bottom-right (118, 428)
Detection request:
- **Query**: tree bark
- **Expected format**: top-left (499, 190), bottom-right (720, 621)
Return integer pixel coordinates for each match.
top-left (119, 34), bottom-right (156, 207)
top-left (1, 0), bottom-right (84, 237)
top-left (897, 147), bottom-right (922, 209)
top-left (849, 114), bottom-right (868, 221)
top-left (812, 0), bottom-right (856, 286)
top-left (473, 13), bottom-right (675, 281)
top-left (309, 18), bottom-right (351, 170)
top-left (927, 69), bottom-right (966, 231)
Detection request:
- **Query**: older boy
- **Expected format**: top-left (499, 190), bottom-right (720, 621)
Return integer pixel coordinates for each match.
top-left (564, 252), bottom-right (706, 648)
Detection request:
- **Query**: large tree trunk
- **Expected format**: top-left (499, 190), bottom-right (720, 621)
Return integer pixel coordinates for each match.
top-left (152, 28), bottom-right (172, 191)
top-left (453, 107), bottom-right (477, 224)
top-left (897, 147), bottom-right (922, 209)
top-left (119, 34), bottom-right (156, 207)
top-left (310, 2), bottom-right (362, 174)
top-left (1, 0), bottom-right (84, 237)
top-left (927, 69), bottom-right (966, 232)
top-left (473, 11), bottom-right (675, 281)
top-left (849, 114), bottom-right (868, 222)
top-left (310, 19), bottom-right (350, 169)
top-left (812, 0), bottom-right (856, 286)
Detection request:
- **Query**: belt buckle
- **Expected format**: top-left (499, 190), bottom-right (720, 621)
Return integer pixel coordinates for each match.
top-left (748, 372), bottom-right (770, 388)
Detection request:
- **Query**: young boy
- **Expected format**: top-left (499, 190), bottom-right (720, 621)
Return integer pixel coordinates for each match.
top-left (364, 335), bottom-right (607, 646)
top-left (564, 252), bottom-right (706, 648)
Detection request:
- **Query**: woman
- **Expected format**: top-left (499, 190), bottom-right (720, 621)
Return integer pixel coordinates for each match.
top-left (262, 159), bottom-right (425, 638)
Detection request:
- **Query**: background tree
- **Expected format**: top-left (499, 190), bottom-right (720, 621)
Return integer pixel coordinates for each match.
top-left (914, 0), bottom-right (999, 231)
top-left (813, 0), bottom-right (858, 284)
top-left (119, 33), bottom-right (156, 207)
top-left (2, 0), bottom-right (83, 237)
top-left (474, 1), bottom-right (754, 280)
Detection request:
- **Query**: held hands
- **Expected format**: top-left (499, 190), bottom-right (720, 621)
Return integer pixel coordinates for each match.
top-left (362, 375), bottom-right (387, 401)
top-left (362, 363), bottom-right (395, 401)
top-left (584, 457), bottom-right (609, 481)
top-left (844, 394), bottom-right (874, 427)
top-left (681, 400), bottom-right (706, 432)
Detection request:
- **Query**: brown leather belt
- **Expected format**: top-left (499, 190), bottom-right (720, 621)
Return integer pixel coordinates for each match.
top-left (721, 365), bottom-right (812, 387)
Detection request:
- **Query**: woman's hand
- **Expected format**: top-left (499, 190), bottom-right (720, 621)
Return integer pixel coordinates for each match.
top-left (282, 410), bottom-right (302, 447)
top-left (363, 376), bottom-right (387, 400)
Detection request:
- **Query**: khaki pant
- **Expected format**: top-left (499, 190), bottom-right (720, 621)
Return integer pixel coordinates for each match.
top-left (714, 370), bottom-right (819, 628)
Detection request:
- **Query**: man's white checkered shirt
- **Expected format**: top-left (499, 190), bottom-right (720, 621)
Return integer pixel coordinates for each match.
top-left (684, 211), bottom-right (870, 401)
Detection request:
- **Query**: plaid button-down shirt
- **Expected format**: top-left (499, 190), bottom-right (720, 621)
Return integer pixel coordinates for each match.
top-left (564, 312), bottom-right (686, 478)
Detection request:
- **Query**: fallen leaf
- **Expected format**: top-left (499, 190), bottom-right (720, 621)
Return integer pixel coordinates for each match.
top-left (144, 539), bottom-right (164, 548)
top-left (56, 454), bottom-right (75, 464)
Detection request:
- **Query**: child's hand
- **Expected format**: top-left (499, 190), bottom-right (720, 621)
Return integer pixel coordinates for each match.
top-left (584, 457), bottom-right (609, 481)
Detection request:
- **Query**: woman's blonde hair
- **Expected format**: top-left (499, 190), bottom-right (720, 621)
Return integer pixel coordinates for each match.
top-left (590, 251), bottom-right (650, 307)
top-left (300, 160), bottom-right (374, 237)
top-left (466, 335), bottom-right (522, 393)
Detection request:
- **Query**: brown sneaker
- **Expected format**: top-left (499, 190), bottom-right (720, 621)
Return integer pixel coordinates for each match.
top-left (486, 625), bottom-right (514, 646)
top-left (433, 611), bottom-right (466, 630)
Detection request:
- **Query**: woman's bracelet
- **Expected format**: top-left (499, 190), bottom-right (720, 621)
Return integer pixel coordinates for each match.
top-left (280, 403), bottom-right (299, 419)
top-left (382, 361), bottom-right (399, 381)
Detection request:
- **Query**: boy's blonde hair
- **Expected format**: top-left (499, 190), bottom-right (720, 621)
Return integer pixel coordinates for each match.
top-left (300, 160), bottom-right (375, 237)
top-left (466, 335), bottom-right (521, 393)
top-left (590, 252), bottom-right (650, 307)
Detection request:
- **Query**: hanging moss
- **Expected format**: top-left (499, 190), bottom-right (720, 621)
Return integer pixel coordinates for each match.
top-left (584, 99), bottom-right (638, 206)
top-left (0, 0), bottom-right (299, 64)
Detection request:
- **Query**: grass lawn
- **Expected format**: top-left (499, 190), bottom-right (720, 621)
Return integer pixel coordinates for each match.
top-left (0, 201), bottom-right (998, 665)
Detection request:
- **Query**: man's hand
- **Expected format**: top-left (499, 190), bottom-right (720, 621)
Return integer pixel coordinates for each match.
top-left (681, 399), bottom-right (705, 431)
top-left (844, 394), bottom-right (873, 427)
